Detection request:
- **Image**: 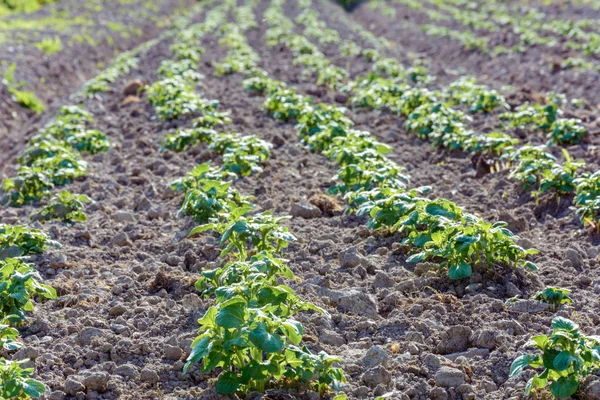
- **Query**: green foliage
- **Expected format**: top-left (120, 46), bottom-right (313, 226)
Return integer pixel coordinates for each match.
top-left (6, 88), bottom-right (46, 114)
top-left (467, 132), bottom-right (520, 157)
top-left (34, 36), bottom-right (62, 56)
top-left (158, 59), bottom-right (203, 82)
top-left (356, 190), bottom-right (538, 280)
top-left (574, 171), bottom-right (600, 229)
top-left (0, 258), bottom-right (56, 324)
top-left (0, 0), bottom-right (57, 13)
top-left (190, 212), bottom-right (296, 260)
top-left (504, 147), bottom-right (583, 197)
top-left (82, 50), bottom-right (140, 96)
top-left (3, 105), bottom-right (107, 206)
top-left (32, 191), bottom-right (90, 224)
top-left (160, 127), bottom-right (214, 152)
top-left (171, 163), bottom-right (234, 193)
top-left (500, 103), bottom-right (559, 130)
top-left (2, 167), bottom-right (54, 207)
top-left (510, 317), bottom-right (600, 399)
top-left (2, 64), bottom-right (46, 113)
top-left (445, 77), bottom-right (509, 113)
top-left (547, 118), bottom-right (586, 145)
top-left (533, 287), bottom-right (573, 310)
top-left (263, 87), bottom-right (311, 121)
top-left (0, 224), bottom-right (60, 258)
top-left (0, 358), bottom-right (46, 399)
top-left (178, 179), bottom-right (253, 224)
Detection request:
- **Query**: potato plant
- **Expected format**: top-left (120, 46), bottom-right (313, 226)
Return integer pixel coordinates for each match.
top-left (510, 317), bottom-right (600, 399)
top-left (0, 358), bottom-right (46, 399)
top-left (532, 287), bottom-right (573, 310)
top-left (2, 105), bottom-right (108, 206)
top-left (574, 171), bottom-right (600, 230)
top-left (0, 258), bottom-right (56, 324)
top-left (0, 225), bottom-right (60, 258)
top-left (504, 147), bottom-right (584, 197)
top-left (177, 11), bottom-right (347, 397)
top-left (32, 191), bottom-right (91, 224)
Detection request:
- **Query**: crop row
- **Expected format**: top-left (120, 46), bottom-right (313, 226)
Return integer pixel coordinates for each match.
top-left (0, 88), bottom-right (113, 400)
top-left (285, 1), bottom-right (600, 232)
top-left (0, 2), bottom-right (220, 397)
top-left (142, 1), bottom-right (347, 397)
top-left (385, 0), bottom-right (600, 71)
top-left (212, 1), bottom-right (600, 397)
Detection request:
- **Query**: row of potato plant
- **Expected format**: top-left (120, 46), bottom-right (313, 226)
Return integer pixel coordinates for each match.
top-left (146, 4), bottom-right (347, 397)
top-left (80, 2), bottom-right (209, 98)
top-left (390, 0), bottom-right (600, 71)
top-left (222, 0), bottom-right (540, 284)
top-left (0, 225), bottom-right (60, 399)
top-left (319, 2), bottom-right (600, 397)
top-left (2, 105), bottom-right (108, 222)
top-left (295, 3), bottom-right (600, 398)
top-left (0, 60), bottom-right (117, 400)
top-left (299, 1), bottom-right (600, 231)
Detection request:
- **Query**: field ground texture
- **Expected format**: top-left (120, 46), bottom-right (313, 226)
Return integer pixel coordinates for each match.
top-left (2, 0), bottom-right (600, 399)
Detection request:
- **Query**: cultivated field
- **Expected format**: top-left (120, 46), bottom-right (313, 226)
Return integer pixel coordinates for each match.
top-left (1, 0), bottom-right (600, 399)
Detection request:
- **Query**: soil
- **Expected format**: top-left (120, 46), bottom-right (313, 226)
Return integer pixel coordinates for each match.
top-left (1, 1), bottom-right (600, 400)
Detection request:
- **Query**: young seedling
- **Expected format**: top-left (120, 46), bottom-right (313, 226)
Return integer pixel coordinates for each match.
top-left (532, 287), bottom-right (573, 310)
top-left (32, 191), bottom-right (91, 224)
top-left (510, 317), bottom-right (600, 399)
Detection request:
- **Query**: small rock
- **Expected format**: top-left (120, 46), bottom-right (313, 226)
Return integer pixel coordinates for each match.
top-left (436, 326), bottom-right (472, 354)
top-left (81, 371), bottom-right (110, 392)
top-left (115, 364), bottom-right (139, 379)
top-left (407, 343), bottom-right (419, 355)
top-left (429, 387), bottom-right (448, 400)
top-left (165, 255), bottom-right (181, 267)
top-left (338, 247), bottom-right (362, 268)
top-left (113, 212), bottom-right (135, 223)
top-left (182, 293), bottom-right (202, 311)
top-left (362, 346), bottom-right (388, 369)
top-left (444, 348), bottom-right (490, 361)
top-left (465, 283), bottom-right (481, 294)
top-left (290, 202), bottom-right (321, 219)
top-left (584, 379), bottom-right (600, 399)
top-left (164, 345), bottom-right (183, 361)
top-left (272, 135), bottom-right (285, 147)
top-left (111, 233), bottom-right (132, 247)
top-left (435, 367), bottom-right (465, 388)
top-left (320, 329), bottom-right (346, 346)
top-left (423, 354), bottom-right (441, 372)
top-left (49, 254), bottom-right (68, 268)
top-left (469, 329), bottom-right (497, 350)
top-left (362, 366), bottom-right (391, 388)
top-left (516, 238), bottom-right (534, 250)
top-left (508, 300), bottom-right (549, 313)
top-left (109, 305), bottom-right (127, 317)
top-left (47, 391), bottom-right (66, 400)
top-left (77, 327), bottom-right (104, 346)
top-left (123, 79), bottom-right (144, 96)
top-left (64, 377), bottom-right (85, 396)
top-left (134, 196), bottom-right (152, 212)
top-left (140, 368), bottom-right (159, 384)
top-left (336, 289), bottom-right (378, 318)
top-left (505, 282), bottom-right (521, 297)
top-left (579, 275), bottom-right (592, 286)
top-left (480, 377), bottom-right (497, 393)
top-left (587, 246), bottom-right (599, 259)
top-left (373, 272), bottom-right (394, 288)
top-left (566, 247), bottom-right (584, 269)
